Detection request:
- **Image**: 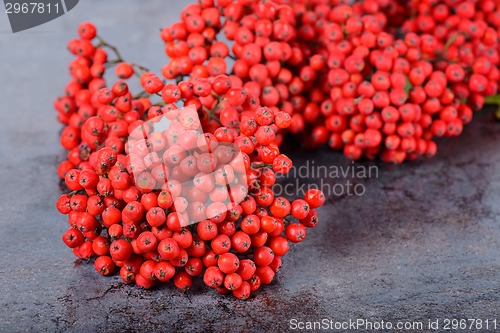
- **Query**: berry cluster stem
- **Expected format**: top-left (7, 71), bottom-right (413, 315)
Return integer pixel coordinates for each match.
top-left (96, 35), bottom-right (150, 74)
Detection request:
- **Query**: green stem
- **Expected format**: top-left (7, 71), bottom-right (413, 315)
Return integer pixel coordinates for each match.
top-left (484, 95), bottom-right (500, 105)
top-left (133, 90), bottom-right (150, 99)
top-left (443, 33), bottom-right (460, 53)
top-left (483, 95), bottom-right (500, 120)
top-left (251, 163), bottom-right (273, 169)
top-left (96, 35), bottom-right (124, 62)
top-left (202, 106), bottom-right (223, 125)
top-left (175, 76), bottom-right (184, 84)
top-left (211, 91), bottom-right (222, 101)
top-left (130, 62), bottom-right (150, 73)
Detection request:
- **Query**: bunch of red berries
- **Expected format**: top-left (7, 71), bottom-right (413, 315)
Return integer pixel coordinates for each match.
top-left (159, 0), bottom-right (500, 163)
top-left (55, 21), bottom-right (325, 300)
top-left (55, 0), bottom-right (500, 300)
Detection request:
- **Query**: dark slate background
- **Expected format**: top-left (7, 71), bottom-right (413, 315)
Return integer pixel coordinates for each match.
top-left (0, 1), bottom-right (499, 332)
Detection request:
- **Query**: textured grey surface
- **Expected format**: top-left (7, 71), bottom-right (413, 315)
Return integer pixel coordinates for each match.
top-left (0, 1), bottom-right (499, 332)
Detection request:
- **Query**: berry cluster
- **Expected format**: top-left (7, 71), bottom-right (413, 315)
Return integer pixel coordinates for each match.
top-left (55, 22), bottom-right (325, 300)
top-left (160, 0), bottom-right (500, 162)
